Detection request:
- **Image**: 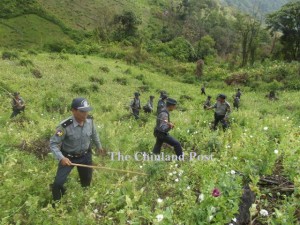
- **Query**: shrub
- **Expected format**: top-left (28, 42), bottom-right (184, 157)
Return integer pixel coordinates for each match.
top-left (70, 84), bottom-right (90, 94)
top-left (42, 92), bottom-right (68, 114)
top-left (90, 84), bottom-right (100, 92)
top-left (19, 59), bottom-right (34, 67)
top-left (89, 76), bottom-right (104, 85)
top-left (2, 51), bottom-right (19, 60)
top-left (168, 37), bottom-right (196, 62)
top-left (225, 73), bottom-right (249, 85)
top-left (138, 85), bottom-right (150, 92)
top-left (124, 68), bottom-right (132, 74)
top-left (31, 68), bottom-right (42, 78)
top-left (113, 77), bottom-right (128, 85)
top-left (99, 66), bottom-right (110, 73)
top-left (196, 35), bottom-right (217, 60)
top-left (135, 74), bottom-right (144, 81)
top-left (44, 41), bottom-right (76, 53)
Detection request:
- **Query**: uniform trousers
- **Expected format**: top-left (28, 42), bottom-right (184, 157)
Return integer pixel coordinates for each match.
top-left (52, 152), bottom-right (92, 201)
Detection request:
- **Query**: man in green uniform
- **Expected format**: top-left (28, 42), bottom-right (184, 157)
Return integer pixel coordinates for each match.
top-left (143, 95), bottom-right (155, 113)
top-left (10, 92), bottom-right (25, 118)
top-left (156, 92), bottom-right (168, 115)
top-left (203, 95), bottom-right (212, 109)
top-left (207, 94), bottom-right (231, 130)
top-left (153, 98), bottom-right (183, 158)
top-left (130, 92), bottom-right (141, 119)
top-left (50, 97), bottom-right (103, 202)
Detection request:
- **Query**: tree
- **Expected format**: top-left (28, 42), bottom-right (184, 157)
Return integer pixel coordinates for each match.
top-left (112, 11), bottom-right (141, 41)
top-left (196, 35), bottom-right (216, 59)
top-left (234, 13), bottom-right (262, 67)
top-left (266, 2), bottom-right (300, 61)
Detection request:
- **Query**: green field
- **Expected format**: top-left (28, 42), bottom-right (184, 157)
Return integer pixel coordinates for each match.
top-left (0, 14), bottom-right (74, 49)
top-left (0, 52), bottom-right (299, 224)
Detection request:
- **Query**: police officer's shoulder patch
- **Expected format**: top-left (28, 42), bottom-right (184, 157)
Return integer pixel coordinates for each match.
top-left (61, 118), bottom-right (73, 128)
top-left (55, 129), bottom-right (64, 137)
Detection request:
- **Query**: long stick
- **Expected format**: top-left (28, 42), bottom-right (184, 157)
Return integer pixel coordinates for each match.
top-left (0, 86), bottom-right (19, 102)
top-left (70, 163), bottom-right (148, 176)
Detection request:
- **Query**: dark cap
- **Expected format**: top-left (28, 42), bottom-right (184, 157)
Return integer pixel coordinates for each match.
top-left (150, 95), bottom-right (155, 99)
top-left (13, 92), bottom-right (20, 96)
top-left (166, 98), bottom-right (177, 106)
top-left (134, 92), bottom-right (140, 97)
top-left (161, 93), bottom-right (168, 99)
top-left (71, 97), bottom-right (93, 111)
top-left (218, 94), bottom-right (226, 99)
top-left (208, 95), bottom-right (212, 99)
top-left (160, 91), bottom-right (168, 98)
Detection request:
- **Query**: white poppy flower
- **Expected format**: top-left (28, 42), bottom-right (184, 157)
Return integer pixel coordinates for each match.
top-left (260, 209), bottom-right (269, 216)
top-left (157, 198), bottom-right (163, 203)
top-left (156, 214), bottom-right (164, 222)
top-left (198, 193), bottom-right (204, 202)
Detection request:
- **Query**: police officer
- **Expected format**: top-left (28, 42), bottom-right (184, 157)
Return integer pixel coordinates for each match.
top-left (10, 92), bottom-right (25, 118)
top-left (50, 97), bottom-right (103, 202)
top-left (207, 94), bottom-right (231, 130)
top-left (143, 95), bottom-right (155, 113)
top-left (233, 96), bottom-right (240, 110)
top-left (153, 98), bottom-right (183, 158)
top-left (130, 92), bottom-right (141, 119)
top-left (156, 92), bottom-right (168, 115)
top-left (201, 85), bottom-right (206, 95)
top-left (235, 88), bottom-right (242, 99)
top-left (203, 95), bottom-right (212, 109)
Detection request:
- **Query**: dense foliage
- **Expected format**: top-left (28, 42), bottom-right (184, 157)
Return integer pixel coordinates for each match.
top-left (266, 1), bottom-right (300, 61)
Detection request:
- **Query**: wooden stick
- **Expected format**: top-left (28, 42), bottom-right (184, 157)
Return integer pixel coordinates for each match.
top-left (70, 163), bottom-right (148, 176)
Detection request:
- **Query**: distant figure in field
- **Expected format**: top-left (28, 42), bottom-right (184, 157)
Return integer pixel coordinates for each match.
top-left (235, 88), bottom-right (242, 99)
top-left (233, 96), bottom-right (240, 110)
top-left (266, 91), bottom-right (278, 101)
top-left (130, 92), bottom-right (141, 119)
top-left (157, 92), bottom-right (168, 115)
top-left (203, 95), bottom-right (212, 110)
top-left (201, 85), bottom-right (206, 95)
top-left (143, 95), bottom-right (155, 113)
top-left (206, 94), bottom-right (231, 131)
top-left (11, 92), bottom-right (25, 118)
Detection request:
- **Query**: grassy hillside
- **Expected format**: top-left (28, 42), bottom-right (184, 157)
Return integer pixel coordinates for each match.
top-left (0, 14), bottom-right (74, 49)
top-left (37, 0), bottom-right (153, 30)
top-left (0, 51), bottom-right (300, 224)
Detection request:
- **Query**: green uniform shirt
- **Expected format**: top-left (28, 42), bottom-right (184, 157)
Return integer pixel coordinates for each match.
top-left (213, 101), bottom-right (231, 117)
top-left (11, 97), bottom-right (25, 110)
top-left (50, 116), bottom-right (102, 161)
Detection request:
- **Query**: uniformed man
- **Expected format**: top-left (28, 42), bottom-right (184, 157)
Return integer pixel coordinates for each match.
top-left (235, 88), bottom-right (242, 99)
top-left (10, 92), bottom-right (25, 118)
top-left (233, 96), bottom-right (240, 110)
top-left (153, 98), bottom-right (183, 158)
top-left (130, 92), bottom-right (141, 119)
top-left (156, 92), bottom-right (168, 115)
top-left (207, 94), bottom-right (231, 130)
top-left (143, 95), bottom-right (155, 113)
top-left (201, 85), bottom-right (206, 95)
top-left (203, 95), bottom-right (212, 109)
top-left (50, 97), bottom-right (103, 202)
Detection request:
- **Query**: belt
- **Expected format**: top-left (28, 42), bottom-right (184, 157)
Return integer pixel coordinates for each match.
top-left (62, 150), bottom-right (88, 158)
